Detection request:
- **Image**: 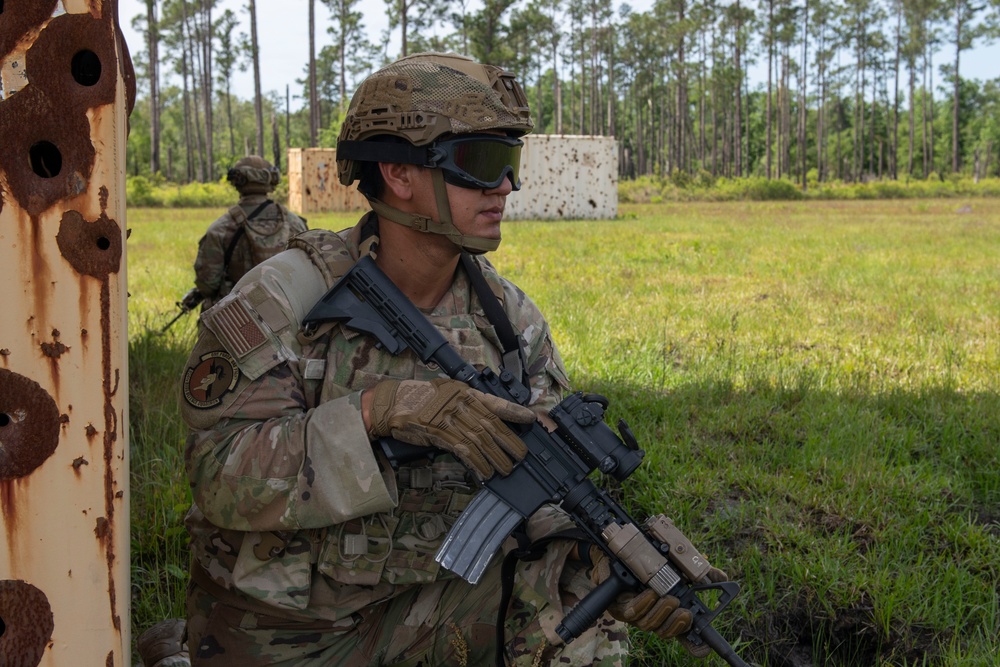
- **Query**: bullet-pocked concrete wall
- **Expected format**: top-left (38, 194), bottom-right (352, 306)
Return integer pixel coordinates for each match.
top-left (0, 1), bottom-right (134, 665)
top-left (287, 135), bottom-right (619, 221)
top-left (504, 135), bottom-right (618, 221)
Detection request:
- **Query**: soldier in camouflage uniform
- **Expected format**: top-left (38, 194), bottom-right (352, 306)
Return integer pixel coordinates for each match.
top-left (176, 53), bottom-right (706, 667)
top-left (183, 156), bottom-right (308, 311)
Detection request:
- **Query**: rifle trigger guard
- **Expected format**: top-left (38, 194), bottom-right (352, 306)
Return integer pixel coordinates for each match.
top-left (686, 580), bottom-right (741, 625)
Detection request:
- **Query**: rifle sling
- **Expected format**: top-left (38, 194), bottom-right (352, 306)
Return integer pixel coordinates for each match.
top-left (459, 252), bottom-right (529, 394)
top-left (496, 527), bottom-right (590, 667)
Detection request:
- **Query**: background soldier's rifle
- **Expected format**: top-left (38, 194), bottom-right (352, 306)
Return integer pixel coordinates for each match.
top-left (160, 288), bottom-right (204, 333)
top-left (303, 256), bottom-right (750, 666)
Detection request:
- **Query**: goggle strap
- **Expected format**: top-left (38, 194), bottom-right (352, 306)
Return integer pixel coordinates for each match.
top-left (337, 140), bottom-right (428, 166)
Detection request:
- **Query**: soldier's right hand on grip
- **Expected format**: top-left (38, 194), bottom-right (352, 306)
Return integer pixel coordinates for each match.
top-left (367, 378), bottom-right (533, 480)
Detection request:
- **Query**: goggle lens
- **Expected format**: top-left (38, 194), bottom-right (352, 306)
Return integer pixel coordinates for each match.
top-left (432, 136), bottom-right (523, 190)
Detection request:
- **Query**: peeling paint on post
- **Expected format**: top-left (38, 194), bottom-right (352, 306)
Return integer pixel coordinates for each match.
top-left (0, 0), bottom-right (134, 665)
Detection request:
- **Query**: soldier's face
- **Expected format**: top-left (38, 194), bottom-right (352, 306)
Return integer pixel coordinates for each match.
top-left (443, 174), bottom-right (514, 244)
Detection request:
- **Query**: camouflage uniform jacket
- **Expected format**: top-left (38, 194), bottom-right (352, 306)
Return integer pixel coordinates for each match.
top-left (180, 212), bottom-right (575, 624)
top-left (193, 194), bottom-right (308, 308)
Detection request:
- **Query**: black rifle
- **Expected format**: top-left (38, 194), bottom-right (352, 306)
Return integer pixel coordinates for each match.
top-left (303, 256), bottom-right (749, 666)
top-left (161, 288), bottom-right (204, 333)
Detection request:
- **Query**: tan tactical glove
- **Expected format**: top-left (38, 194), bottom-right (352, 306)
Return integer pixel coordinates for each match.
top-left (367, 378), bottom-right (534, 480)
top-left (588, 545), bottom-right (728, 656)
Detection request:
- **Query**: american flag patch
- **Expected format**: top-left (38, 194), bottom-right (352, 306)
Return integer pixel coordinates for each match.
top-left (211, 298), bottom-right (267, 358)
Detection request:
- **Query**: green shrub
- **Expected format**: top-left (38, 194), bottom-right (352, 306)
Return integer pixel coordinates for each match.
top-left (127, 176), bottom-right (158, 207)
top-left (617, 173), bottom-right (1000, 203)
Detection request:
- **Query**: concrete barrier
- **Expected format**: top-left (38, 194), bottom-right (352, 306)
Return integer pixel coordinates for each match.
top-left (505, 135), bottom-right (618, 221)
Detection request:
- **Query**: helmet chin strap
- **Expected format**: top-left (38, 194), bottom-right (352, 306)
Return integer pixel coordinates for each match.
top-left (364, 168), bottom-right (500, 254)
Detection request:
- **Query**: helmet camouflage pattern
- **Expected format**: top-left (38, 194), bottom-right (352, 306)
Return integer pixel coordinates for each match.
top-left (337, 52), bottom-right (533, 187)
top-left (228, 155), bottom-right (280, 195)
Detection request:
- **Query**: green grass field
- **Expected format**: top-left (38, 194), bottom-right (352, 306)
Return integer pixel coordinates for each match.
top-left (128, 200), bottom-right (1000, 666)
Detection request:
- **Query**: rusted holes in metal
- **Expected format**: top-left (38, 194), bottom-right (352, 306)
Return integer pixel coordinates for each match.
top-left (71, 49), bottom-right (101, 87)
top-left (0, 580), bottom-right (54, 667)
top-left (0, 413), bottom-right (10, 427)
top-left (0, 369), bottom-right (60, 480)
top-left (0, 0), bottom-right (5, 15)
top-left (57, 210), bottom-right (123, 278)
top-left (29, 141), bottom-right (62, 179)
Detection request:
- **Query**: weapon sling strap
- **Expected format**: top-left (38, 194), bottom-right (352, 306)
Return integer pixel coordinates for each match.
top-left (459, 252), bottom-right (529, 395)
top-left (222, 199), bottom-right (274, 276)
top-left (495, 527), bottom-right (591, 667)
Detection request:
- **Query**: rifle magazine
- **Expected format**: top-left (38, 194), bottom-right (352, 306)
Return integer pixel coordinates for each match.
top-left (435, 489), bottom-right (524, 585)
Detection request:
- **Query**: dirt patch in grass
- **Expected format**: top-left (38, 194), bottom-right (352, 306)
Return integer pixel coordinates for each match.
top-left (733, 593), bottom-right (944, 666)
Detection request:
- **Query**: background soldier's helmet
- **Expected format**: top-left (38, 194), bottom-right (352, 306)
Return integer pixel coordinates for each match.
top-left (227, 156), bottom-right (280, 195)
top-left (336, 52), bottom-right (533, 188)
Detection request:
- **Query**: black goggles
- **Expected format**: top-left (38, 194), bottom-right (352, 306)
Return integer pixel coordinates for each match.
top-left (425, 135), bottom-right (523, 191)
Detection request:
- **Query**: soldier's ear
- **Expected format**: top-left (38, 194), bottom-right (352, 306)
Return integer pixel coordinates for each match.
top-left (379, 163), bottom-right (419, 201)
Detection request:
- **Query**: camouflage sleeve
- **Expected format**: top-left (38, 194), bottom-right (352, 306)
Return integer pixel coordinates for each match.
top-left (193, 212), bottom-right (237, 299)
top-left (180, 251), bottom-right (397, 533)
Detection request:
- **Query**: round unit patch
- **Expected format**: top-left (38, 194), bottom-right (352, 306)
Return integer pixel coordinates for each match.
top-left (183, 350), bottom-right (241, 408)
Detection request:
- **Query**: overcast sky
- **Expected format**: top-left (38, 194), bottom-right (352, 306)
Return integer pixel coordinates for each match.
top-left (119, 0), bottom-right (1000, 111)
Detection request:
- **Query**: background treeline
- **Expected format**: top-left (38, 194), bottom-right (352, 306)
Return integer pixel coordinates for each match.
top-left (126, 0), bottom-right (1000, 187)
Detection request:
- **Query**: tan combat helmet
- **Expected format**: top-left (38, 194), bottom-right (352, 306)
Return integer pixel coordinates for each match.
top-left (336, 52), bottom-right (533, 253)
top-left (227, 155), bottom-right (280, 195)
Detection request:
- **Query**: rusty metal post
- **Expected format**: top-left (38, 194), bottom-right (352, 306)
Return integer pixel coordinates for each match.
top-left (0, 1), bottom-right (135, 665)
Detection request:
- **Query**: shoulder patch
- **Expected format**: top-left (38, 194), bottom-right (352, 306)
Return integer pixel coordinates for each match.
top-left (183, 350), bottom-right (241, 408)
top-left (208, 295), bottom-right (268, 358)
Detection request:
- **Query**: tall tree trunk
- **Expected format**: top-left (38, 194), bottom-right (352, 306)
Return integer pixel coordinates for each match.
top-left (700, 28), bottom-right (707, 169)
top-left (922, 45), bottom-right (929, 175)
top-left (908, 62), bottom-right (915, 175)
top-left (309, 0), bottom-right (318, 146)
top-left (868, 64), bottom-right (876, 177)
top-left (677, 0), bottom-right (687, 172)
top-left (892, 9), bottom-right (901, 179)
top-left (744, 54), bottom-right (751, 177)
top-left (271, 113), bottom-right (281, 170)
top-left (607, 27), bottom-right (615, 136)
top-left (800, 3), bottom-right (808, 189)
top-left (766, 0), bottom-right (773, 178)
top-left (951, 3), bottom-right (961, 173)
top-left (180, 2), bottom-right (205, 182)
top-left (734, 1), bottom-right (743, 178)
top-left (837, 96), bottom-right (844, 181)
top-left (181, 51), bottom-right (194, 182)
top-left (817, 18), bottom-right (826, 182)
top-left (249, 0), bottom-right (264, 155)
top-left (146, 0), bottom-right (161, 175)
top-left (199, 0), bottom-right (214, 181)
top-left (226, 80), bottom-right (235, 156)
top-left (928, 51), bottom-right (935, 174)
top-left (853, 19), bottom-right (862, 181)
